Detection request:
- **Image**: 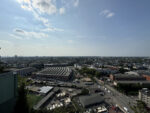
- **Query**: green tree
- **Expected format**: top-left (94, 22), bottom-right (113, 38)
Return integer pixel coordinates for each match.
top-left (131, 100), bottom-right (148, 113)
top-left (0, 62), bottom-right (4, 73)
top-left (13, 83), bottom-right (29, 113)
top-left (119, 67), bottom-right (128, 74)
top-left (80, 88), bottom-right (89, 95)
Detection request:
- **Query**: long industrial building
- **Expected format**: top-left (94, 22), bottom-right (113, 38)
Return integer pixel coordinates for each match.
top-left (36, 67), bottom-right (73, 81)
top-left (110, 73), bottom-right (146, 81)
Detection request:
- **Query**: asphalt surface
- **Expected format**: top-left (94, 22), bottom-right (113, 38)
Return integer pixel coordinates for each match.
top-left (94, 77), bottom-right (135, 113)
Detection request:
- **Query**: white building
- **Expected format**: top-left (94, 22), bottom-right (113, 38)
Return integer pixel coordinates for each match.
top-left (139, 88), bottom-right (150, 107)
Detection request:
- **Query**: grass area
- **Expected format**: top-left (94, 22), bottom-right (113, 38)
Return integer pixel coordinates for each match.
top-left (51, 105), bottom-right (76, 113)
top-left (27, 94), bottom-right (43, 108)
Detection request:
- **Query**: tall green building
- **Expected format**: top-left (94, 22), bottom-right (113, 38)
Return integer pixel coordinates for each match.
top-left (0, 72), bottom-right (17, 113)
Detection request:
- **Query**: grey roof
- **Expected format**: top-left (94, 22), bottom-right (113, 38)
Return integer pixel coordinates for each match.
top-left (114, 73), bottom-right (139, 77)
top-left (115, 81), bottom-right (150, 84)
top-left (37, 67), bottom-right (72, 77)
top-left (79, 94), bottom-right (104, 108)
top-left (34, 88), bottom-right (59, 110)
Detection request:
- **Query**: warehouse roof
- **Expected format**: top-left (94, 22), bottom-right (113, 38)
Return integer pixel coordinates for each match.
top-left (79, 94), bottom-right (104, 108)
top-left (115, 81), bottom-right (150, 84)
top-left (37, 67), bottom-right (72, 77)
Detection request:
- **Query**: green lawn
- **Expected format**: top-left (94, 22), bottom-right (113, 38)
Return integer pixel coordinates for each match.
top-left (27, 94), bottom-right (43, 108)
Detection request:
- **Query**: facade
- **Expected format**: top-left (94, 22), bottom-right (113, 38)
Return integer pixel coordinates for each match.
top-left (139, 88), bottom-right (150, 108)
top-left (0, 72), bottom-right (17, 113)
top-left (36, 67), bottom-right (73, 81)
top-left (143, 75), bottom-right (150, 81)
top-left (110, 74), bottom-right (146, 81)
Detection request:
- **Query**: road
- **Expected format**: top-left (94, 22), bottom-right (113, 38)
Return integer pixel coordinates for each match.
top-left (94, 77), bottom-right (135, 113)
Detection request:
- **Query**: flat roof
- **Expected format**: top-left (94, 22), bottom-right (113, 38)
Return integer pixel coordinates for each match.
top-left (115, 81), bottom-right (150, 84)
top-left (34, 88), bottom-right (59, 110)
top-left (114, 74), bottom-right (140, 77)
top-left (79, 94), bottom-right (104, 108)
top-left (39, 86), bottom-right (53, 94)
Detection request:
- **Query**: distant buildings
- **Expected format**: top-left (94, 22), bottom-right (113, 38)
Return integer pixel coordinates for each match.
top-left (44, 63), bottom-right (69, 68)
top-left (110, 73), bottom-right (150, 86)
top-left (139, 88), bottom-right (150, 108)
top-left (138, 71), bottom-right (150, 81)
top-left (29, 63), bottom-right (44, 70)
top-left (15, 67), bottom-right (37, 76)
top-left (36, 67), bottom-right (73, 81)
top-left (0, 72), bottom-right (17, 113)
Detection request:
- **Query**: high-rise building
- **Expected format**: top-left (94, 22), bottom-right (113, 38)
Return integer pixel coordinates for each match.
top-left (0, 72), bottom-right (17, 113)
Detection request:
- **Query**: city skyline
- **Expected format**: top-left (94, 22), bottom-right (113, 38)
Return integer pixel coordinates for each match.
top-left (0, 0), bottom-right (150, 56)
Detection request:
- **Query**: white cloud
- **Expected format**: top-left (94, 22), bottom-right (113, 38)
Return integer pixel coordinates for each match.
top-left (67, 40), bottom-right (74, 44)
top-left (32, 0), bottom-right (57, 14)
top-left (42, 27), bottom-right (64, 32)
top-left (21, 4), bottom-right (33, 11)
top-left (10, 34), bottom-right (23, 40)
top-left (0, 40), bottom-right (13, 45)
top-left (59, 7), bottom-right (65, 15)
top-left (16, 0), bottom-right (65, 32)
top-left (73, 0), bottom-right (79, 7)
top-left (32, 10), bottom-right (50, 27)
top-left (11, 28), bottom-right (49, 39)
top-left (106, 12), bottom-right (114, 18)
top-left (17, 0), bottom-right (57, 15)
top-left (100, 10), bottom-right (115, 18)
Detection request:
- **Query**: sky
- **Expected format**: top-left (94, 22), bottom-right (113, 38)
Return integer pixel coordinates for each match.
top-left (0, 0), bottom-right (150, 56)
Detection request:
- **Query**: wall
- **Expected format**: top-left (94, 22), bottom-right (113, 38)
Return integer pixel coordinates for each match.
top-left (0, 72), bottom-right (17, 113)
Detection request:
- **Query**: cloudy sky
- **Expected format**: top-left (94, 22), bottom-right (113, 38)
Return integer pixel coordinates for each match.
top-left (0, 0), bottom-right (150, 56)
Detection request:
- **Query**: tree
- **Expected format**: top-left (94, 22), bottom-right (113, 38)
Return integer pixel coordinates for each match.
top-left (80, 88), bottom-right (89, 95)
top-left (13, 83), bottom-right (29, 113)
top-left (0, 65), bottom-right (4, 73)
top-left (95, 71), bottom-right (102, 78)
top-left (0, 62), bottom-right (4, 73)
top-left (119, 67), bottom-right (128, 74)
top-left (131, 100), bottom-right (148, 113)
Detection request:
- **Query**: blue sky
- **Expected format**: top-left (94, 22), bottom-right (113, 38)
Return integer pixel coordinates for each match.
top-left (0, 0), bottom-right (150, 56)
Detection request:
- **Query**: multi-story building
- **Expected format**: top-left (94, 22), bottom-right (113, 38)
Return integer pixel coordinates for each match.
top-left (139, 88), bottom-right (150, 108)
top-left (0, 72), bottom-right (17, 113)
